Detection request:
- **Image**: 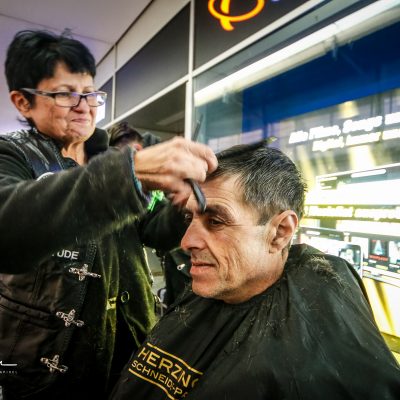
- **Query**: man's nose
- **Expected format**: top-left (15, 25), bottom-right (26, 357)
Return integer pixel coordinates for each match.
top-left (181, 220), bottom-right (204, 251)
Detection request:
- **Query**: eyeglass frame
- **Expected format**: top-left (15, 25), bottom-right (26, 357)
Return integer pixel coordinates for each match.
top-left (20, 88), bottom-right (107, 108)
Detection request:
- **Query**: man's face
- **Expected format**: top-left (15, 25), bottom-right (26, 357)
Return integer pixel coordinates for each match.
top-left (21, 62), bottom-right (97, 144)
top-left (181, 175), bottom-right (283, 304)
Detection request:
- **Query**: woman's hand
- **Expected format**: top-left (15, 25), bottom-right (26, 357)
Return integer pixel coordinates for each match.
top-left (134, 137), bottom-right (217, 206)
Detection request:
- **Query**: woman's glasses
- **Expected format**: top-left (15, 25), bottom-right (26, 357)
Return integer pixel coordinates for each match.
top-left (20, 88), bottom-right (107, 107)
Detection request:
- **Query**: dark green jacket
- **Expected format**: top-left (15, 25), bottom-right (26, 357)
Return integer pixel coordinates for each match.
top-left (0, 128), bottom-right (185, 399)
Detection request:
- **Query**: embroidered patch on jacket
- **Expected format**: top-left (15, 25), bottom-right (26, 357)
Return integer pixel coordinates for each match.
top-left (128, 342), bottom-right (203, 399)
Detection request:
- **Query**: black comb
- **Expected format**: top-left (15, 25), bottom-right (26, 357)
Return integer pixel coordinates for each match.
top-left (186, 115), bottom-right (207, 213)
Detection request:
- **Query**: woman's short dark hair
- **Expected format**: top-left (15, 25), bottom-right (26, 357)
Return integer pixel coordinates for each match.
top-left (5, 30), bottom-right (96, 98)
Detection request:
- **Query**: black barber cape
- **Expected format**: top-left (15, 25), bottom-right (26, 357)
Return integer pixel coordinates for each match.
top-left (111, 244), bottom-right (400, 399)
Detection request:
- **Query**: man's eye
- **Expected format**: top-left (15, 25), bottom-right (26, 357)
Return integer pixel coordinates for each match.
top-left (183, 213), bottom-right (193, 225)
top-left (208, 218), bottom-right (223, 227)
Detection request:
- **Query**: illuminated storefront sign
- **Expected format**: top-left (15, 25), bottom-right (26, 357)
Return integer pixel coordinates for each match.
top-left (304, 205), bottom-right (400, 222)
top-left (288, 111), bottom-right (400, 152)
top-left (208, 0), bottom-right (265, 31)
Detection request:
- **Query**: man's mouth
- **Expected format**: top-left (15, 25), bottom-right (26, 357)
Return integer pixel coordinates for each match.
top-left (190, 260), bottom-right (215, 276)
top-left (191, 260), bottom-right (214, 267)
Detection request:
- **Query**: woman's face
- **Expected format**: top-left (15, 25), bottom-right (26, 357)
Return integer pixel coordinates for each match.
top-left (22, 62), bottom-right (97, 144)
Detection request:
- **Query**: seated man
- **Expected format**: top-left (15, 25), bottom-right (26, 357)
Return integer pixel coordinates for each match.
top-left (111, 143), bottom-right (400, 399)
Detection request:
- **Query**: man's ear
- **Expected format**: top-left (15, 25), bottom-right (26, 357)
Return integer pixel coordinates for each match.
top-left (268, 210), bottom-right (298, 253)
top-left (10, 90), bottom-right (31, 116)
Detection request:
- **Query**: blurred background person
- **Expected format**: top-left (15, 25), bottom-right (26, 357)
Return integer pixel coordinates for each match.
top-left (108, 121), bottom-right (144, 151)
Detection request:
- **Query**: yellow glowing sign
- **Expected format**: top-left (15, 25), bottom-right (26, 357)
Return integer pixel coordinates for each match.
top-left (208, 0), bottom-right (265, 31)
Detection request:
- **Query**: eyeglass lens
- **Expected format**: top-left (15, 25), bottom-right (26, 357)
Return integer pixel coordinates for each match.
top-left (55, 92), bottom-right (106, 107)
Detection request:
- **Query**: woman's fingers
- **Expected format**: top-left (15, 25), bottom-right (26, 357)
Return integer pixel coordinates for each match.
top-left (134, 137), bottom-right (217, 193)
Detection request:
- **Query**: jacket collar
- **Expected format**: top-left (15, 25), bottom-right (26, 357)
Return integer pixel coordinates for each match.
top-left (32, 127), bottom-right (110, 158)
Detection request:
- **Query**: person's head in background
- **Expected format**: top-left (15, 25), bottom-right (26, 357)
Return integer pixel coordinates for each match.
top-left (182, 144), bottom-right (306, 304)
top-left (5, 29), bottom-right (102, 144)
top-left (108, 121), bottom-right (144, 151)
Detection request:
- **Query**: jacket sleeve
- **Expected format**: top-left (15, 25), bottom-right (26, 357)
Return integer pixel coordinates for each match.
top-left (136, 199), bottom-right (187, 252)
top-left (0, 142), bottom-right (145, 273)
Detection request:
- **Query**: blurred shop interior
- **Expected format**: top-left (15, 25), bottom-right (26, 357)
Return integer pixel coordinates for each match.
top-left (1, 0), bottom-right (400, 359)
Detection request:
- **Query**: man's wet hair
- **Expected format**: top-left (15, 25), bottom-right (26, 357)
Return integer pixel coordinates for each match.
top-left (208, 142), bottom-right (307, 224)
